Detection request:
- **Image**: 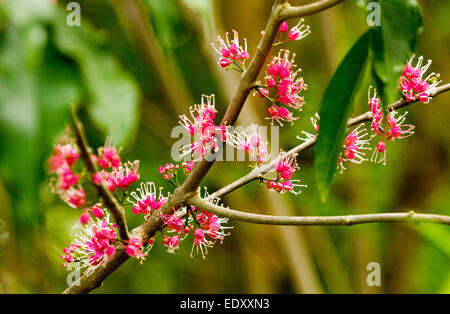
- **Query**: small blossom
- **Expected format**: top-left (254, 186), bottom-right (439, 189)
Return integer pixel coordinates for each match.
top-left (163, 235), bottom-right (181, 254)
top-left (229, 124), bottom-right (268, 164)
top-left (128, 182), bottom-right (167, 218)
top-left (279, 21), bottom-right (289, 33)
top-left (399, 55), bottom-right (441, 103)
top-left (287, 19), bottom-right (311, 41)
top-left (266, 152), bottom-right (306, 194)
top-left (125, 238), bottom-right (146, 260)
top-left (97, 137), bottom-right (121, 169)
top-left (338, 124), bottom-right (371, 173)
top-left (179, 95), bottom-right (228, 160)
top-left (212, 30), bottom-right (249, 71)
top-left (371, 140), bottom-right (387, 165)
top-left (61, 213), bottom-right (118, 275)
top-left (256, 50), bottom-right (307, 125)
top-left (60, 187), bottom-right (86, 209)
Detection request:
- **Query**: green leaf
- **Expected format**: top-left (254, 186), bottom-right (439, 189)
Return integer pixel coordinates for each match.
top-left (315, 31), bottom-right (371, 202)
top-left (371, 0), bottom-right (423, 103)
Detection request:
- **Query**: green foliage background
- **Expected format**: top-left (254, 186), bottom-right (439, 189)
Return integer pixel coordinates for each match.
top-left (0, 0), bottom-right (449, 293)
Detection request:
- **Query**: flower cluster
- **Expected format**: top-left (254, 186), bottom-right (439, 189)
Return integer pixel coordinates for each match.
top-left (92, 138), bottom-right (140, 191)
top-left (229, 124), bottom-right (268, 164)
top-left (277, 19), bottom-right (311, 43)
top-left (338, 124), bottom-right (371, 173)
top-left (256, 50), bottom-right (307, 126)
top-left (79, 203), bottom-right (105, 225)
top-left (179, 95), bottom-right (228, 160)
top-left (212, 30), bottom-right (249, 71)
top-left (399, 55), bottom-right (441, 103)
top-left (125, 238), bottom-right (146, 261)
top-left (61, 211), bottom-right (118, 274)
top-left (266, 152), bottom-right (306, 194)
top-left (368, 88), bottom-right (415, 165)
top-left (159, 188), bottom-right (231, 259)
top-left (48, 135), bottom-right (86, 209)
top-left (158, 161), bottom-right (196, 186)
top-left (128, 182), bottom-right (167, 219)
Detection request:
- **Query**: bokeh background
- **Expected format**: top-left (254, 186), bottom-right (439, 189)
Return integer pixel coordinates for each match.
top-left (0, 0), bottom-right (449, 293)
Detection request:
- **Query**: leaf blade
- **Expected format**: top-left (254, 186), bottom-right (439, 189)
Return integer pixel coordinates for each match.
top-left (315, 30), bottom-right (371, 202)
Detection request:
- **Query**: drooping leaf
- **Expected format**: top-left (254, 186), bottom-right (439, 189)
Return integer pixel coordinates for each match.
top-left (315, 30), bottom-right (371, 202)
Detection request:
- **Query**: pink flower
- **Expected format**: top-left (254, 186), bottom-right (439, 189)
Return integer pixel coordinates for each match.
top-left (125, 238), bottom-right (146, 260)
top-left (229, 124), bottom-right (268, 163)
top-left (267, 152), bottom-right (306, 194)
top-left (79, 212), bottom-right (91, 225)
top-left (128, 182), bottom-right (167, 217)
top-left (163, 235), bottom-right (181, 254)
top-left (279, 21), bottom-right (289, 33)
top-left (399, 55), bottom-right (441, 103)
top-left (258, 50), bottom-right (307, 125)
top-left (287, 18), bottom-right (311, 41)
top-left (212, 30), bottom-right (249, 71)
top-left (61, 214), bottom-right (118, 274)
top-left (179, 95), bottom-right (227, 160)
top-left (338, 124), bottom-right (371, 173)
top-left (97, 137), bottom-right (121, 169)
top-left (91, 204), bottom-right (105, 218)
top-left (108, 160), bottom-right (140, 190)
top-left (60, 187), bottom-right (86, 209)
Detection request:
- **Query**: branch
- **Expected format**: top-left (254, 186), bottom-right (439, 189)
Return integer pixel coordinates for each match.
top-left (279, 0), bottom-right (346, 20)
top-left (71, 109), bottom-right (130, 240)
top-left (188, 195), bottom-right (450, 226)
top-left (212, 83), bottom-right (450, 199)
top-left (179, 1), bottom-right (286, 194)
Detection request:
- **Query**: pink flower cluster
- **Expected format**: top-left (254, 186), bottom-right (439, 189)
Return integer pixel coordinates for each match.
top-left (61, 212), bottom-right (118, 273)
top-left (229, 124), bottom-right (268, 164)
top-left (368, 88), bottom-right (415, 165)
top-left (125, 238), bottom-right (146, 260)
top-left (399, 55), bottom-right (440, 103)
top-left (92, 138), bottom-right (140, 191)
top-left (179, 95), bottom-right (228, 160)
top-left (278, 19), bottom-right (311, 43)
top-left (266, 152), bottom-right (306, 194)
top-left (128, 182), bottom-right (167, 218)
top-left (338, 124), bottom-right (371, 173)
top-left (257, 50), bottom-right (307, 125)
top-left (212, 30), bottom-right (249, 71)
top-left (48, 135), bottom-right (86, 209)
top-left (161, 201), bottom-right (230, 259)
top-left (79, 203), bottom-right (105, 225)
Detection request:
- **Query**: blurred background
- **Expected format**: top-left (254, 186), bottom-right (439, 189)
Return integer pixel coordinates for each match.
top-left (0, 0), bottom-right (449, 293)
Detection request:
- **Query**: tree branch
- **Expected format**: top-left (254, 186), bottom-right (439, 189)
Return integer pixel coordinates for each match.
top-left (279, 0), bottom-right (347, 20)
top-left (212, 83), bottom-right (450, 199)
top-left (71, 109), bottom-right (130, 240)
top-left (188, 195), bottom-right (450, 226)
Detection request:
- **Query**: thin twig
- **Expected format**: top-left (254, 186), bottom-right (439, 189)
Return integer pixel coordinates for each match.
top-left (188, 195), bottom-right (450, 226)
top-left (71, 109), bottom-right (130, 240)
